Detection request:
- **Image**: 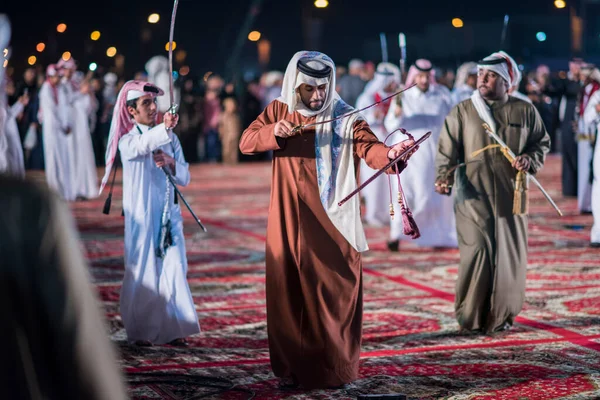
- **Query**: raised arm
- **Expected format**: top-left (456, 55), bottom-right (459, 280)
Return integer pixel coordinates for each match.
top-left (118, 123), bottom-right (171, 161)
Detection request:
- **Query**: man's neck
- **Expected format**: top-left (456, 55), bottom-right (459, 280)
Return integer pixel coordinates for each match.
top-left (483, 93), bottom-right (508, 105)
top-left (135, 122), bottom-right (156, 130)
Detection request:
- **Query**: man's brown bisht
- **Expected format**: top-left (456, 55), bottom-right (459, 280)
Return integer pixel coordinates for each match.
top-left (240, 50), bottom-right (410, 389)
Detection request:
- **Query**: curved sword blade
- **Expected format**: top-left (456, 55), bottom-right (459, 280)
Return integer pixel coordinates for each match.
top-left (168, 0), bottom-right (179, 112)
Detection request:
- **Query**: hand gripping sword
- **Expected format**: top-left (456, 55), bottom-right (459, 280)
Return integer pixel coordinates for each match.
top-left (482, 123), bottom-right (562, 217)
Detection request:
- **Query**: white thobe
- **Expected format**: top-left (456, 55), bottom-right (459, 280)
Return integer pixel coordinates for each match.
top-left (577, 122), bottom-right (593, 213)
top-left (39, 82), bottom-right (74, 200)
top-left (61, 80), bottom-right (79, 198)
top-left (582, 92), bottom-right (600, 243)
top-left (384, 85), bottom-right (458, 247)
top-left (357, 90), bottom-right (394, 227)
top-left (452, 85), bottom-right (474, 106)
top-left (578, 84), bottom-right (596, 212)
top-left (72, 94), bottom-right (99, 198)
top-left (118, 123), bottom-right (200, 344)
top-left (592, 136), bottom-right (600, 243)
top-left (1, 101), bottom-right (25, 178)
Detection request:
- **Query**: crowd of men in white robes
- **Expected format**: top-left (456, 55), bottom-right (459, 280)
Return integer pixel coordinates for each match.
top-left (0, 53), bottom-right (99, 201)
top-left (350, 57), bottom-right (599, 249)
top-left (38, 60), bottom-right (99, 201)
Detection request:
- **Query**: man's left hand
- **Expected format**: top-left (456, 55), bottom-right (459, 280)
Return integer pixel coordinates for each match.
top-left (154, 149), bottom-right (176, 172)
top-left (512, 155), bottom-right (531, 172)
top-left (387, 138), bottom-right (418, 161)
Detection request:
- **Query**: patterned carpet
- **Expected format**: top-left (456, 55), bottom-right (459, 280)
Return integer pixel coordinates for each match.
top-left (67, 154), bottom-right (600, 399)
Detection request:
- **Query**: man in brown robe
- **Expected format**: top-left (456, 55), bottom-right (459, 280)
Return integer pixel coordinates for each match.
top-left (240, 51), bottom-right (416, 389)
top-left (434, 51), bottom-right (551, 334)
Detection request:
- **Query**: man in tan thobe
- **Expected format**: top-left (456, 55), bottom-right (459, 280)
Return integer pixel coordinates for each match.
top-left (434, 51), bottom-right (551, 334)
top-left (240, 51), bottom-right (416, 389)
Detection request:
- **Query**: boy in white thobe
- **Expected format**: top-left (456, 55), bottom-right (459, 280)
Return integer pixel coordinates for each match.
top-left (99, 80), bottom-right (200, 346)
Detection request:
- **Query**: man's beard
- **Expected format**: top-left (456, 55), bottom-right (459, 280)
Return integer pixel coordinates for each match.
top-left (308, 101), bottom-right (323, 111)
top-left (478, 85), bottom-right (501, 100)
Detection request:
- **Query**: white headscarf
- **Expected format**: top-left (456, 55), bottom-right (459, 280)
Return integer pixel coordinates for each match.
top-left (277, 51), bottom-right (337, 117)
top-left (471, 50), bottom-right (522, 134)
top-left (455, 62), bottom-right (477, 87)
top-left (277, 50), bottom-right (369, 252)
top-left (263, 70), bottom-right (283, 87)
top-left (477, 51), bottom-right (519, 88)
top-left (405, 59), bottom-right (437, 88)
top-left (359, 62), bottom-right (400, 99)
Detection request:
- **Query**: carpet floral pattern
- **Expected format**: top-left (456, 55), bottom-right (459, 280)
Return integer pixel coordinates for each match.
top-left (71, 155), bottom-right (600, 399)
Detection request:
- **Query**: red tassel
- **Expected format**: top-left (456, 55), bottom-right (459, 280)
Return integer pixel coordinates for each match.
top-left (394, 162), bottom-right (421, 240)
top-left (400, 205), bottom-right (421, 239)
top-left (383, 128), bottom-right (420, 239)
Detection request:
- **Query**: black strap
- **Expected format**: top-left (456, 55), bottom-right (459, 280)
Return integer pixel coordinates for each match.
top-left (477, 58), bottom-right (506, 66)
top-left (102, 155), bottom-right (119, 215)
top-left (297, 58), bottom-right (331, 78)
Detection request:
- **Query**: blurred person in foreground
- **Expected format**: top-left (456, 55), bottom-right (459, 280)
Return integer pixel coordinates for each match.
top-left (0, 175), bottom-right (127, 399)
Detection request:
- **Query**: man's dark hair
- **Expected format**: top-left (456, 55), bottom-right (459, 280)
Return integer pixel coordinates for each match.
top-left (126, 98), bottom-right (138, 118)
top-left (126, 98), bottom-right (138, 110)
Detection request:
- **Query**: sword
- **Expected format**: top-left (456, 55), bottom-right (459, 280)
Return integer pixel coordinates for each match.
top-left (482, 123), bottom-right (562, 216)
top-left (500, 14), bottom-right (509, 49)
top-left (398, 33), bottom-right (406, 82)
top-left (338, 131), bottom-right (431, 206)
top-left (396, 33), bottom-right (407, 106)
top-left (380, 32), bottom-right (388, 63)
top-left (291, 83), bottom-right (416, 134)
top-left (167, 0), bottom-right (179, 114)
top-left (159, 0), bottom-right (207, 232)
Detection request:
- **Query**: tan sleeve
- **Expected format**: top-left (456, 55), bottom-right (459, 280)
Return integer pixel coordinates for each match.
top-left (353, 119), bottom-right (392, 170)
top-left (523, 104), bottom-right (551, 174)
top-left (239, 101), bottom-right (285, 154)
top-left (435, 105), bottom-right (463, 182)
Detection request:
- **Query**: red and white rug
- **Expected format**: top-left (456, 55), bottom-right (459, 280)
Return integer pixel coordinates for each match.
top-left (73, 154), bottom-right (600, 399)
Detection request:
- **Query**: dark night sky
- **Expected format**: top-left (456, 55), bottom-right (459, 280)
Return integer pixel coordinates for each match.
top-left (2, 0), bottom-right (580, 79)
